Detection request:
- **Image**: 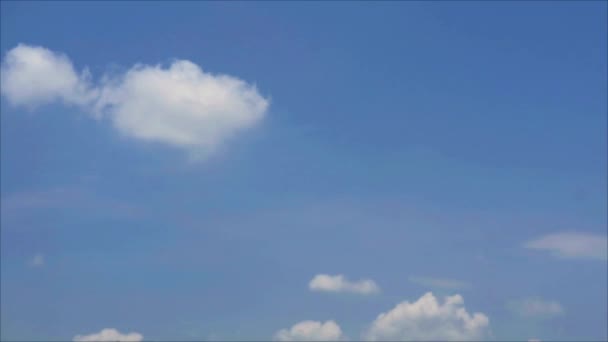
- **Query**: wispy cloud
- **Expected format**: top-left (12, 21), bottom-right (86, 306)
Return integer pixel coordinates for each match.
top-left (1, 186), bottom-right (143, 222)
top-left (508, 297), bottom-right (564, 318)
top-left (309, 274), bottom-right (380, 295)
top-left (408, 276), bottom-right (470, 290)
top-left (524, 232), bottom-right (607, 260)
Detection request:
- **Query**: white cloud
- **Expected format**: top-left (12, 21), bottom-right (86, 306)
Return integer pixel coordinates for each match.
top-left (309, 274), bottom-right (380, 295)
top-left (524, 232), bottom-right (607, 260)
top-left (408, 276), bottom-right (470, 290)
top-left (28, 253), bottom-right (44, 267)
top-left (274, 320), bottom-right (346, 341)
top-left (364, 292), bottom-right (489, 341)
top-left (0, 44), bottom-right (96, 108)
top-left (1, 44), bottom-right (269, 159)
top-left (73, 328), bottom-right (143, 342)
top-left (95, 60), bottom-right (268, 156)
top-left (508, 298), bottom-right (564, 318)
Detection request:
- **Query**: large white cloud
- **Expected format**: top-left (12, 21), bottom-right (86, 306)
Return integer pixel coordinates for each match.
top-left (73, 328), bottom-right (143, 342)
top-left (1, 44), bottom-right (269, 158)
top-left (364, 292), bottom-right (489, 341)
top-left (524, 232), bottom-right (607, 260)
top-left (309, 274), bottom-right (380, 295)
top-left (507, 297), bottom-right (564, 318)
top-left (274, 320), bottom-right (346, 341)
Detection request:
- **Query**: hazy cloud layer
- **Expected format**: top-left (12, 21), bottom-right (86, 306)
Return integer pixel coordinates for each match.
top-left (525, 232), bottom-right (607, 260)
top-left (274, 320), bottom-right (345, 341)
top-left (73, 328), bottom-right (143, 342)
top-left (408, 276), bottom-right (470, 290)
top-left (508, 298), bottom-right (564, 318)
top-left (364, 292), bottom-right (489, 341)
top-left (1, 186), bottom-right (142, 222)
top-left (309, 274), bottom-right (380, 295)
top-left (1, 44), bottom-right (269, 159)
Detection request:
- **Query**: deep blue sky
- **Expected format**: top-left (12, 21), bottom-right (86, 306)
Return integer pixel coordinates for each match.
top-left (1, 2), bottom-right (607, 341)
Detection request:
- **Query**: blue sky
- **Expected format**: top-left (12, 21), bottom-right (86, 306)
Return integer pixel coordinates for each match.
top-left (1, 2), bottom-right (606, 341)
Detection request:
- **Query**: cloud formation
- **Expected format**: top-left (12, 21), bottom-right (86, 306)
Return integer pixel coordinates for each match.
top-left (309, 274), bottom-right (380, 295)
top-left (524, 232), bottom-right (607, 260)
top-left (95, 60), bottom-right (268, 155)
top-left (0, 44), bottom-right (96, 108)
top-left (274, 320), bottom-right (345, 341)
top-left (408, 276), bottom-right (470, 290)
top-left (1, 44), bottom-right (269, 159)
top-left (73, 328), bottom-right (143, 342)
top-left (364, 292), bottom-right (489, 341)
top-left (508, 298), bottom-right (564, 318)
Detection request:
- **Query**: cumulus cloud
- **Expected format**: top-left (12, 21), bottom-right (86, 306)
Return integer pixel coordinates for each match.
top-left (364, 292), bottom-right (489, 341)
top-left (524, 232), bottom-right (607, 260)
top-left (508, 298), bottom-right (564, 318)
top-left (1, 44), bottom-right (269, 159)
top-left (274, 320), bottom-right (345, 341)
top-left (94, 60), bottom-right (268, 155)
top-left (309, 274), bottom-right (380, 295)
top-left (408, 276), bottom-right (470, 290)
top-left (0, 44), bottom-right (96, 108)
top-left (73, 328), bottom-right (143, 342)
top-left (28, 253), bottom-right (45, 268)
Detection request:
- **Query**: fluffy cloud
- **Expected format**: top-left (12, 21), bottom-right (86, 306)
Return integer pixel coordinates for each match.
top-left (309, 274), bottom-right (380, 295)
top-left (95, 60), bottom-right (268, 155)
top-left (73, 328), bottom-right (143, 342)
top-left (364, 292), bottom-right (489, 341)
top-left (274, 320), bottom-right (345, 341)
top-left (28, 253), bottom-right (44, 268)
top-left (408, 276), bottom-right (470, 290)
top-left (508, 298), bottom-right (564, 318)
top-left (1, 44), bottom-right (269, 159)
top-left (524, 232), bottom-right (607, 260)
top-left (0, 44), bottom-right (96, 108)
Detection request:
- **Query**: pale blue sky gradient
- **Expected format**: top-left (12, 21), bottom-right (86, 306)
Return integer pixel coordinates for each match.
top-left (1, 2), bottom-right (607, 341)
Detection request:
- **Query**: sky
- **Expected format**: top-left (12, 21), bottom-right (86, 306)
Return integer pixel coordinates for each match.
top-left (0, 1), bottom-right (607, 341)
